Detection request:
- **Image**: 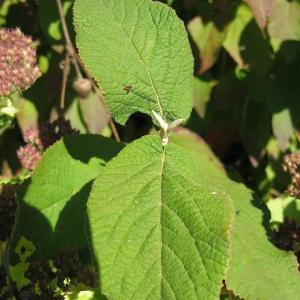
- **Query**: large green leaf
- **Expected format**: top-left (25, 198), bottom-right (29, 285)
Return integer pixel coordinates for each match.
top-left (10, 135), bottom-right (123, 263)
top-left (171, 132), bottom-right (300, 299)
top-left (225, 184), bottom-right (300, 299)
top-left (88, 135), bottom-right (233, 299)
top-left (169, 128), bottom-right (223, 171)
top-left (74, 0), bottom-right (193, 125)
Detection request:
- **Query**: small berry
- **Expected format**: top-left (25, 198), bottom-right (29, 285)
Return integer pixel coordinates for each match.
top-left (73, 78), bottom-right (92, 99)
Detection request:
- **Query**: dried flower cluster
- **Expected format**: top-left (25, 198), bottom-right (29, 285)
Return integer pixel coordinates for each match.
top-left (39, 117), bottom-right (78, 149)
top-left (0, 185), bottom-right (17, 241)
top-left (273, 218), bottom-right (300, 271)
top-left (54, 251), bottom-right (97, 289)
top-left (17, 251), bottom-right (96, 299)
top-left (282, 153), bottom-right (300, 198)
top-left (17, 117), bottom-right (78, 171)
top-left (0, 28), bottom-right (41, 96)
top-left (24, 261), bottom-right (64, 300)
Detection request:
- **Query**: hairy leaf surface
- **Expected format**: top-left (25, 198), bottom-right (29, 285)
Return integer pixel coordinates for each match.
top-left (10, 135), bottom-right (123, 262)
top-left (88, 135), bottom-right (233, 300)
top-left (171, 133), bottom-right (300, 299)
top-left (74, 0), bottom-right (193, 125)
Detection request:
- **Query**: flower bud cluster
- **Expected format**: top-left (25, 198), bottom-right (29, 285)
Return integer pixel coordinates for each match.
top-left (0, 28), bottom-right (41, 96)
top-left (17, 118), bottom-right (78, 171)
top-left (39, 117), bottom-right (78, 149)
top-left (283, 153), bottom-right (300, 198)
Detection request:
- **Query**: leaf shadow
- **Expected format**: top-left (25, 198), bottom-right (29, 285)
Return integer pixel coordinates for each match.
top-left (10, 179), bottom-right (94, 263)
top-left (250, 192), bottom-right (274, 241)
top-left (63, 134), bottom-right (123, 164)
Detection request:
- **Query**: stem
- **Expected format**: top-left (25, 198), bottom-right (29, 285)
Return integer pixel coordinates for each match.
top-left (56, 0), bottom-right (83, 80)
top-left (55, 0), bottom-right (121, 142)
top-left (60, 52), bottom-right (71, 110)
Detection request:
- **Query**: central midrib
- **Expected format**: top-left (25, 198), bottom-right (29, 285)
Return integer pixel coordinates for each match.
top-left (118, 21), bottom-right (165, 119)
top-left (159, 146), bottom-right (166, 296)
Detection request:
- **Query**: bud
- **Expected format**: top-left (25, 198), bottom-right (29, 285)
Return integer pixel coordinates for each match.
top-left (0, 28), bottom-right (41, 96)
top-left (73, 78), bottom-right (92, 99)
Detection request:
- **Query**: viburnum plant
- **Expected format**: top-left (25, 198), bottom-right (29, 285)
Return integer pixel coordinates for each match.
top-left (3, 0), bottom-right (300, 299)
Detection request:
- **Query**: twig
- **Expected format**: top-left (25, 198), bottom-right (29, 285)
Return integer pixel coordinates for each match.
top-left (55, 0), bottom-right (121, 142)
top-left (60, 52), bottom-right (71, 110)
top-left (56, 0), bottom-right (82, 80)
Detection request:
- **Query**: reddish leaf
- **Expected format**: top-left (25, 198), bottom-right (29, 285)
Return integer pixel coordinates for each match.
top-left (245, 0), bottom-right (274, 29)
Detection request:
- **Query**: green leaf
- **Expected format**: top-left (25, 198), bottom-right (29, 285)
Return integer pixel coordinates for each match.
top-left (88, 135), bottom-right (233, 299)
top-left (267, 196), bottom-right (300, 229)
top-left (16, 98), bottom-right (39, 134)
top-left (9, 237), bottom-right (36, 288)
top-left (188, 16), bottom-right (225, 74)
top-left (10, 135), bottom-right (123, 263)
top-left (192, 76), bottom-right (215, 118)
top-left (170, 132), bottom-right (300, 299)
top-left (169, 128), bottom-right (223, 171)
top-left (272, 108), bottom-right (294, 151)
top-left (166, 0), bottom-right (175, 6)
top-left (0, 98), bottom-right (17, 135)
top-left (74, 0), bottom-right (193, 125)
top-left (63, 97), bottom-right (87, 133)
top-left (65, 288), bottom-right (105, 300)
top-left (0, 114), bottom-right (13, 135)
top-left (223, 4), bottom-right (253, 68)
top-left (9, 262), bottom-right (30, 289)
top-left (225, 184), bottom-right (300, 299)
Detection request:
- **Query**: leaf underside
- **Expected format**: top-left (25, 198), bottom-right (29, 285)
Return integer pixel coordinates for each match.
top-left (88, 135), bottom-right (233, 300)
top-left (74, 0), bottom-right (193, 125)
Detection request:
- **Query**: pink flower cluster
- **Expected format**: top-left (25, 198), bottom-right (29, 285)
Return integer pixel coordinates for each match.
top-left (17, 127), bottom-right (42, 171)
top-left (17, 118), bottom-right (79, 171)
top-left (0, 28), bottom-right (41, 96)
